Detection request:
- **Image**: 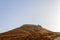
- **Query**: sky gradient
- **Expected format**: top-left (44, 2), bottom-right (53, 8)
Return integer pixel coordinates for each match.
top-left (0, 0), bottom-right (60, 33)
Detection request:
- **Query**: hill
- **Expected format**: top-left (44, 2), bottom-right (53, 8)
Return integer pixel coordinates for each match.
top-left (0, 24), bottom-right (60, 40)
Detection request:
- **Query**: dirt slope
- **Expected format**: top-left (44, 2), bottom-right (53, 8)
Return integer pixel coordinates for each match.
top-left (0, 24), bottom-right (60, 40)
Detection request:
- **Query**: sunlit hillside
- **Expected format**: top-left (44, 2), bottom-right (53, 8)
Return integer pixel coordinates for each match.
top-left (0, 24), bottom-right (60, 40)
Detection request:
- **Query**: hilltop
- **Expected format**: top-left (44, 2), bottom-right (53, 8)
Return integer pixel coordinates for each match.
top-left (0, 24), bottom-right (60, 40)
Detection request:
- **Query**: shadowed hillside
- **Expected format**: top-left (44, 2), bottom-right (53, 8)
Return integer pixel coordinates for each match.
top-left (0, 24), bottom-right (60, 40)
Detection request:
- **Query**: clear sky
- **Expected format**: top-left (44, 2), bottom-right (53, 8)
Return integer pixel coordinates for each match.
top-left (0, 0), bottom-right (60, 33)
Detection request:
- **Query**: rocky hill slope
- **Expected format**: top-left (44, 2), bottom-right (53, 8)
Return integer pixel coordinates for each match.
top-left (0, 24), bottom-right (60, 40)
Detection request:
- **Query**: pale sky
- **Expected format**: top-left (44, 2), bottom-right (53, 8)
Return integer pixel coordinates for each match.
top-left (0, 0), bottom-right (60, 33)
